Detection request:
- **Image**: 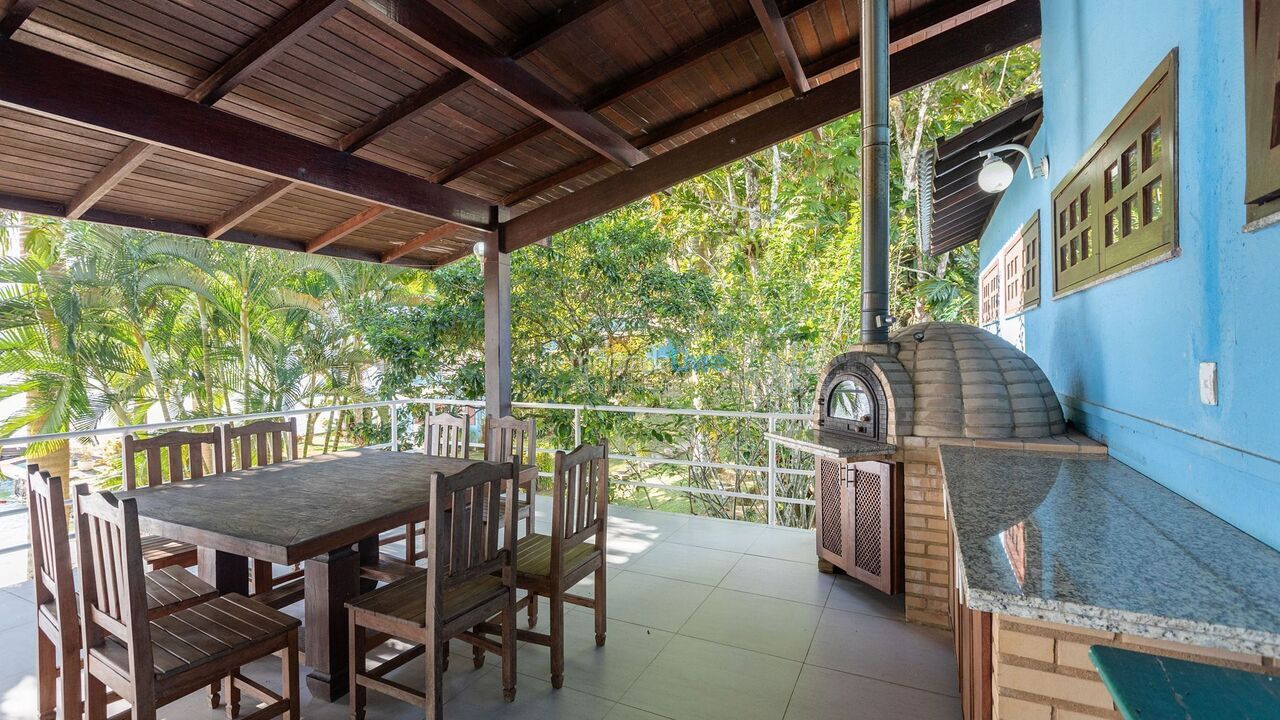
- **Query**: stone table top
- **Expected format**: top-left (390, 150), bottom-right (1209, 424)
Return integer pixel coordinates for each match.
top-left (940, 445), bottom-right (1280, 657)
top-left (763, 428), bottom-right (896, 460)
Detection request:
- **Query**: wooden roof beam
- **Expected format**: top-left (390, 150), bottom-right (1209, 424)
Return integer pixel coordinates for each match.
top-left (351, 0), bottom-right (646, 169)
top-left (307, 205), bottom-right (389, 252)
top-left (205, 179), bottom-right (296, 239)
top-left (749, 0), bottom-right (810, 96)
top-left (59, 0), bottom-right (343, 221)
top-left (193, 0), bottom-right (345, 106)
top-left (381, 222), bottom-right (458, 263)
top-left (501, 0), bottom-right (1041, 251)
top-left (340, 0), bottom-right (624, 153)
top-left (0, 41), bottom-right (497, 229)
top-left (433, 0), bottom-right (825, 185)
top-left (501, 0), bottom-right (999, 207)
top-left (0, 0), bottom-right (38, 39)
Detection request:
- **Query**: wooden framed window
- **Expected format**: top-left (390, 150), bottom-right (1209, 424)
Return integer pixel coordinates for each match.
top-left (1001, 211), bottom-right (1040, 317)
top-left (1052, 51), bottom-right (1178, 296)
top-left (1244, 0), bottom-right (1280, 224)
top-left (979, 261), bottom-right (1001, 326)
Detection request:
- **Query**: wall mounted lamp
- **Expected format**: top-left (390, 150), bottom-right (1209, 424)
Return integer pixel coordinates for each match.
top-left (976, 143), bottom-right (1049, 193)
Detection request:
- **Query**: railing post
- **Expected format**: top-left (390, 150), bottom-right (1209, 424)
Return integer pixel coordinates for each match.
top-left (389, 401), bottom-right (399, 452)
top-left (573, 407), bottom-right (582, 447)
top-left (767, 416), bottom-right (778, 526)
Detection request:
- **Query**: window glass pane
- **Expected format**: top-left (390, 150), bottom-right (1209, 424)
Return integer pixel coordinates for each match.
top-left (1105, 163), bottom-right (1119, 200)
top-left (1143, 122), bottom-right (1162, 168)
top-left (1144, 178), bottom-right (1163, 224)
top-left (1079, 189), bottom-right (1089, 220)
top-left (1081, 227), bottom-right (1093, 259)
top-left (1122, 144), bottom-right (1138, 187)
top-left (1105, 210), bottom-right (1119, 246)
top-left (1123, 196), bottom-right (1139, 235)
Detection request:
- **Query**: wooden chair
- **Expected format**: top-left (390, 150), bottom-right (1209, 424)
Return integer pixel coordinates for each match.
top-left (74, 484), bottom-right (300, 720)
top-left (220, 418), bottom-right (303, 602)
top-left (123, 429), bottom-right (224, 572)
top-left (512, 442), bottom-right (608, 689)
top-left (348, 459), bottom-right (520, 719)
top-left (484, 414), bottom-right (537, 537)
top-left (25, 466), bottom-right (218, 720)
top-left (394, 410), bottom-right (472, 565)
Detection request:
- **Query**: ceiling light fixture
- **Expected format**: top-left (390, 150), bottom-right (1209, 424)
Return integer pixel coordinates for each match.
top-left (976, 143), bottom-right (1049, 193)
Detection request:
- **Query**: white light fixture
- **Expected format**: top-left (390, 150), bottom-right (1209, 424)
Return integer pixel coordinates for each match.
top-left (976, 143), bottom-right (1049, 194)
top-left (472, 241), bottom-right (486, 257)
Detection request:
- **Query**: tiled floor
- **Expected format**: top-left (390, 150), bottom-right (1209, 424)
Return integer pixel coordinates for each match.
top-left (0, 504), bottom-right (960, 719)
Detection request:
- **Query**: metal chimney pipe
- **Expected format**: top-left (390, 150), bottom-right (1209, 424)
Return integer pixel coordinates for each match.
top-left (860, 0), bottom-right (892, 343)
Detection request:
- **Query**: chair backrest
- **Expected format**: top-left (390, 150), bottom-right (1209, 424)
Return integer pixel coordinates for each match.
top-left (550, 442), bottom-right (609, 566)
top-left (25, 465), bottom-right (77, 632)
top-left (424, 459), bottom-right (518, 625)
top-left (221, 418), bottom-right (298, 471)
top-left (73, 485), bottom-right (153, 693)
top-left (423, 411), bottom-right (470, 459)
top-left (123, 429), bottom-right (224, 490)
top-left (484, 414), bottom-right (536, 467)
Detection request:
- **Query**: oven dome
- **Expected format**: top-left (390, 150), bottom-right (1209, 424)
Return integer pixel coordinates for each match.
top-left (892, 322), bottom-right (1066, 439)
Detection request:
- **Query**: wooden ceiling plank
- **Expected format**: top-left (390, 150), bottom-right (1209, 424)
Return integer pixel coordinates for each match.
top-left (0, 0), bottom-right (38, 39)
top-left (501, 0), bottom-right (1041, 251)
top-left (351, 0), bottom-right (646, 168)
top-left (749, 0), bottom-right (810, 96)
top-left (340, 71), bottom-right (469, 151)
top-left (205, 178), bottom-right (296, 239)
top-left (0, 41), bottom-right (497, 229)
top-left (381, 222), bottom-right (457, 262)
top-left (192, 0), bottom-right (346, 106)
top-left (64, 141), bottom-right (155, 219)
top-left (307, 204), bottom-right (390, 252)
top-left (434, 0), bottom-right (827, 186)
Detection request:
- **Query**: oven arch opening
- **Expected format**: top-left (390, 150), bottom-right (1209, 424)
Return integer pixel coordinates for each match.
top-left (826, 375), bottom-right (879, 437)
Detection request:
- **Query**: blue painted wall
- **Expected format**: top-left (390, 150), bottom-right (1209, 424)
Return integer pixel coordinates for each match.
top-left (976, 0), bottom-right (1280, 548)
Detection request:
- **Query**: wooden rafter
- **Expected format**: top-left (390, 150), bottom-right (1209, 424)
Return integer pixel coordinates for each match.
top-left (433, 0), bottom-right (825, 185)
top-left (307, 205), bottom-right (390, 253)
top-left (340, 0), bottom-right (624, 153)
top-left (192, 0), bottom-right (345, 106)
top-left (205, 179), bottom-right (297, 239)
top-left (351, 0), bottom-right (646, 169)
top-left (59, 0), bottom-right (344, 223)
top-left (502, 0), bottom-right (996, 207)
top-left (0, 0), bottom-right (38, 39)
top-left (749, 0), bottom-right (810, 96)
top-left (382, 223), bottom-right (458, 263)
top-left (501, 0), bottom-right (1041, 251)
top-left (0, 41), bottom-right (496, 229)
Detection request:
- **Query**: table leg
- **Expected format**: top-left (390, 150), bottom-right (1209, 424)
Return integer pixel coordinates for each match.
top-left (304, 545), bottom-right (360, 701)
top-left (197, 547), bottom-right (249, 595)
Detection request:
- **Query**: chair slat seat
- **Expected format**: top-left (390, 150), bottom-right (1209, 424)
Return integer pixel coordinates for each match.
top-left (515, 533), bottom-right (598, 584)
top-left (143, 566), bottom-right (218, 616)
top-left (88, 594), bottom-right (299, 682)
top-left (138, 534), bottom-right (198, 569)
top-left (348, 573), bottom-right (505, 627)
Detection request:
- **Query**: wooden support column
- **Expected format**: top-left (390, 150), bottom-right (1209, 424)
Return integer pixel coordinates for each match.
top-left (483, 232), bottom-right (512, 419)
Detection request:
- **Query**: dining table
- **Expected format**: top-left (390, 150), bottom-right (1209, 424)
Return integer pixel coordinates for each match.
top-left (114, 447), bottom-right (508, 701)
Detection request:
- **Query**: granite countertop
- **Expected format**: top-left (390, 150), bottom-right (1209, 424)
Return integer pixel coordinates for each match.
top-left (763, 427), bottom-right (896, 459)
top-left (941, 445), bottom-right (1280, 657)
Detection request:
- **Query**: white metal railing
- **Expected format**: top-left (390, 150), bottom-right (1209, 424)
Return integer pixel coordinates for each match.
top-left (0, 398), bottom-right (816, 526)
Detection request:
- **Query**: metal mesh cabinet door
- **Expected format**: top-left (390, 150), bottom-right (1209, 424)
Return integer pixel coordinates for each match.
top-left (814, 455), bottom-right (850, 570)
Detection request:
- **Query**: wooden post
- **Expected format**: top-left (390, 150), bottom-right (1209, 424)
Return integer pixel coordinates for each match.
top-left (484, 231), bottom-right (512, 418)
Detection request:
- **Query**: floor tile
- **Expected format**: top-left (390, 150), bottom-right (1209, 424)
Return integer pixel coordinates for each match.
top-left (625, 543), bottom-right (740, 586)
top-left (604, 704), bottom-right (674, 720)
top-left (744, 527), bottom-right (817, 563)
top-left (784, 664), bottom-right (961, 719)
top-left (569, 565), bottom-right (619, 600)
top-left (679, 588), bottom-right (821, 661)
top-left (719, 555), bottom-right (833, 606)
top-left (604, 572), bottom-right (712, 633)
top-left (0, 671), bottom-right (39, 720)
top-left (665, 519), bottom-right (765, 553)
top-left (0, 584), bottom-right (33, 632)
top-left (606, 510), bottom-right (690, 544)
top-left (621, 635), bottom-right (801, 720)
top-left (806, 607), bottom-right (959, 697)
top-left (824, 575), bottom-right (906, 620)
top-left (444, 667), bottom-right (616, 720)
top-left (516, 614), bottom-right (672, 700)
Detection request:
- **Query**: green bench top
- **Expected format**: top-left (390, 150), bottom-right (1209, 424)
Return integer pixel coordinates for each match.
top-left (1089, 645), bottom-right (1280, 719)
